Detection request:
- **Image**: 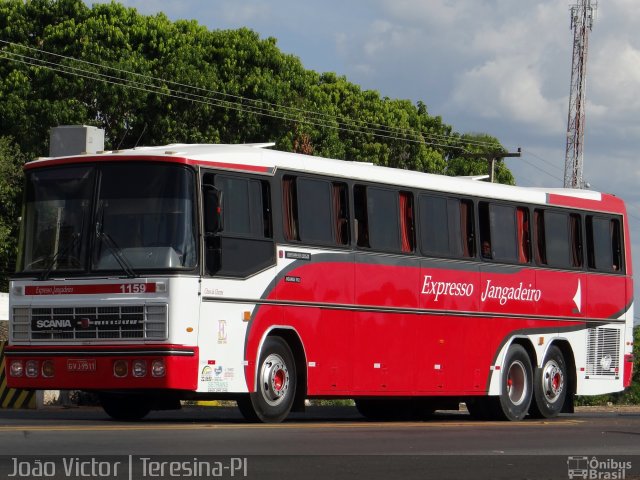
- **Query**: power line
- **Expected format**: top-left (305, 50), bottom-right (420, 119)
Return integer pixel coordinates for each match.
top-left (0, 39), bottom-right (493, 147)
top-left (0, 39), bottom-right (504, 152)
top-left (517, 156), bottom-right (565, 184)
top-left (1, 47), bottom-right (573, 183)
top-left (0, 40), bottom-right (575, 183)
top-left (1, 50), bottom-right (468, 151)
top-left (522, 148), bottom-right (564, 173)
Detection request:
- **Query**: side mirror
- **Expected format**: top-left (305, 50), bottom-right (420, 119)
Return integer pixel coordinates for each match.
top-left (203, 184), bottom-right (223, 235)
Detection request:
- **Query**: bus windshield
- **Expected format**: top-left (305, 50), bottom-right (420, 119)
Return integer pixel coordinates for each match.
top-left (17, 163), bottom-right (197, 276)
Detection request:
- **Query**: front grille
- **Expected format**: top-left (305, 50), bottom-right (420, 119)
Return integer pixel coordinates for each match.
top-left (585, 327), bottom-right (621, 378)
top-left (11, 304), bottom-right (168, 341)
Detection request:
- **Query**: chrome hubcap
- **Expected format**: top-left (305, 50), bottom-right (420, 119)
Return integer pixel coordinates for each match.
top-left (259, 353), bottom-right (290, 406)
top-left (542, 360), bottom-right (564, 403)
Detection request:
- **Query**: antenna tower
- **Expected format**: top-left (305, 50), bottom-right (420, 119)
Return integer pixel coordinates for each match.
top-left (563, 0), bottom-right (597, 188)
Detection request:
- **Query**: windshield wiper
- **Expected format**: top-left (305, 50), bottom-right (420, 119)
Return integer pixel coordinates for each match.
top-left (94, 199), bottom-right (137, 278)
top-left (40, 207), bottom-right (87, 281)
top-left (96, 230), bottom-right (137, 278)
top-left (39, 233), bottom-right (81, 281)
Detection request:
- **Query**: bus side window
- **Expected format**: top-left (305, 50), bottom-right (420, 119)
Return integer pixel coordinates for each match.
top-left (479, 202), bottom-right (519, 263)
top-left (570, 213), bottom-right (583, 268)
top-left (587, 216), bottom-right (623, 273)
top-left (536, 210), bottom-right (581, 269)
top-left (399, 191), bottom-right (415, 253)
top-left (205, 173), bottom-right (274, 277)
top-left (354, 185), bottom-right (409, 253)
top-left (282, 175), bottom-right (299, 241)
top-left (366, 187), bottom-right (401, 252)
top-left (612, 219), bottom-right (623, 272)
top-left (419, 195), bottom-right (451, 256)
top-left (460, 199), bottom-right (475, 258)
top-left (418, 195), bottom-right (473, 259)
top-left (534, 209), bottom-right (547, 266)
top-left (332, 182), bottom-right (350, 246)
top-left (478, 202), bottom-right (492, 259)
top-left (297, 177), bottom-right (334, 244)
top-left (354, 185), bottom-right (370, 248)
top-left (283, 176), bottom-right (349, 247)
top-left (516, 207), bottom-right (531, 263)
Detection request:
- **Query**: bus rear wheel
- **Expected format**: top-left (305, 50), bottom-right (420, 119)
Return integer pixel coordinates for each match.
top-left (496, 344), bottom-right (533, 421)
top-left (237, 336), bottom-right (296, 423)
top-left (530, 345), bottom-right (567, 418)
top-left (99, 393), bottom-right (152, 421)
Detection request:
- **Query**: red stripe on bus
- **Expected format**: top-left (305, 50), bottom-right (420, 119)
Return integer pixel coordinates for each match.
top-left (547, 193), bottom-right (625, 212)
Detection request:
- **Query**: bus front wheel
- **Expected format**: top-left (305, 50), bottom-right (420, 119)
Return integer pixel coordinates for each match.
top-left (238, 336), bottom-right (297, 423)
top-left (529, 345), bottom-right (567, 418)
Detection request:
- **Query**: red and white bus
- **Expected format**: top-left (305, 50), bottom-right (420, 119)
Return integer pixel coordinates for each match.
top-left (5, 143), bottom-right (634, 422)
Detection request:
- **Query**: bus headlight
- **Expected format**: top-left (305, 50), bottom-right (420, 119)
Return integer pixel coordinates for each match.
top-left (42, 360), bottom-right (55, 378)
top-left (132, 360), bottom-right (147, 378)
top-left (10, 360), bottom-right (24, 377)
top-left (25, 360), bottom-right (39, 378)
top-left (113, 360), bottom-right (128, 378)
top-left (151, 359), bottom-right (166, 377)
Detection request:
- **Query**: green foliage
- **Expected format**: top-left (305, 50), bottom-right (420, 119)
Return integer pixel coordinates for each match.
top-left (575, 326), bottom-right (639, 406)
top-left (0, 136), bottom-right (25, 291)
top-left (0, 0), bottom-right (509, 165)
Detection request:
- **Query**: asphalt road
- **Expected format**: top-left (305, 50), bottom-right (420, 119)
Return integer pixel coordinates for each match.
top-left (0, 405), bottom-right (638, 480)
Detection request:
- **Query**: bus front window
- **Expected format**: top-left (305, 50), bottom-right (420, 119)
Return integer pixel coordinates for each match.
top-left (16, 163), bottom-right (197, 276)
top-left (18, 166), bottom-right (95, 274)
top-left (92, 164), bottom-right (197, 272)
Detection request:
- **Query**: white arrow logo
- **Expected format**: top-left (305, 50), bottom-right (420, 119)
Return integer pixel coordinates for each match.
top-left (573, 280), bottom-right (582, 313)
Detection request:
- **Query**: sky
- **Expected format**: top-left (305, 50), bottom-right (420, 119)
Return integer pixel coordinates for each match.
top-left (85, 0), bottom-right (640, 320)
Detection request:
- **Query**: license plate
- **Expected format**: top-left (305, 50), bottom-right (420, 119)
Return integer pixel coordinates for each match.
top-left (67, 359), bottom-right (96, 372)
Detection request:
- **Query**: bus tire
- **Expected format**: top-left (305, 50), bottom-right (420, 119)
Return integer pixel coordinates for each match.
top-left (239, 336), bottom-right (297, 423)
top-left (496, 344), bottom-right (533, 421)
top-left (99, 393), bottom-right (152, 421)
top-left (529, 345), bottom-right (567, 418)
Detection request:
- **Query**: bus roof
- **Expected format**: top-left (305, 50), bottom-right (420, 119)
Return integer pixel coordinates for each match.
top-left (26, 143), bottom-right (624, 213)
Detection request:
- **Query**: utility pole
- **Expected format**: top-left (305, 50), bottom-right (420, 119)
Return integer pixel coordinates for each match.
top-left (564, 0), bottom-right (597, 189)
top-left (463, 149), bottom-right (521, 183)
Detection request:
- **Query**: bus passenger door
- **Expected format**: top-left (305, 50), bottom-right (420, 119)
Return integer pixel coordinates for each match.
top-left (198, 171), bottom-right (278, 395)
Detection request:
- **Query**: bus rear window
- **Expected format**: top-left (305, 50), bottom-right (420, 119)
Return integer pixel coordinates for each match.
top-left (587, 216), bottom-right (623, 273)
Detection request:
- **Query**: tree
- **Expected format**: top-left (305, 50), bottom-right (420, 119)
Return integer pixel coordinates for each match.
top-left (0, 136), bottom-right (25, 291)
top-left (0, 0), bottom-right (509, 169)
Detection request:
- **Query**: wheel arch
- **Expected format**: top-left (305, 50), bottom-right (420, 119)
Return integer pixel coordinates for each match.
top-left (510, 337), bottom-right (537, 369)
top-left (488, 335), bottom-right (537, 396)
